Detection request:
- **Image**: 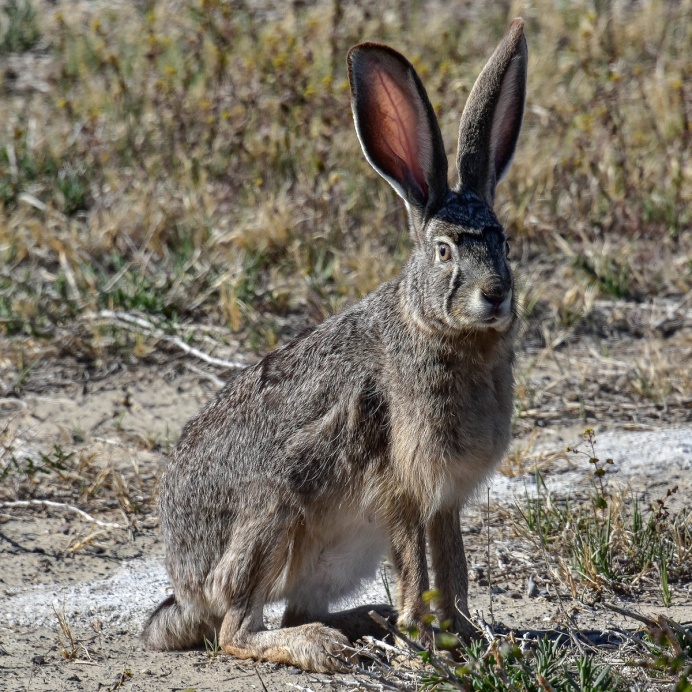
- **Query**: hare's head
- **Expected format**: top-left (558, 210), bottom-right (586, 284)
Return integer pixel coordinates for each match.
top-left (348, 20), bottom-right (527, 335)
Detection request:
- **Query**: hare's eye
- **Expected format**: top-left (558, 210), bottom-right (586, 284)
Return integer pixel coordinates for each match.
top-left (505, 240), bottom-right (511, 258)
top-left (437, 242), bottom-right (452, 262)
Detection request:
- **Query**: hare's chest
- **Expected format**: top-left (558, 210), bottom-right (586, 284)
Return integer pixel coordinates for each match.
top-left (440, 366), bottom-right (514, 497)
top-left (390, 360), bottom-right (514, 509)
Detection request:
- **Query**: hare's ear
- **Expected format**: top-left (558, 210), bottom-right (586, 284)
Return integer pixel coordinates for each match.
top-left (456, 18), bottom-right (527, 206)
top-left (348, 43), bottom-right (449, 230)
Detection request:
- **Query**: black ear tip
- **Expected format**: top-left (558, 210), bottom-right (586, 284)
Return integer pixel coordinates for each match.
top-left (506, 17), bottom-right (524, 40)
top-left (504, 17), bottom-right (527, 56)
top-left (347, 42), bottom-right (371, 65)
top-left (347, 43), bottom-right (384, 93)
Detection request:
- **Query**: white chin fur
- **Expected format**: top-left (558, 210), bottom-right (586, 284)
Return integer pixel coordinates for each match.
top-left (478, 313), bottom-right (513, 331)
top-left (466, 290), bottom-right (513, 331)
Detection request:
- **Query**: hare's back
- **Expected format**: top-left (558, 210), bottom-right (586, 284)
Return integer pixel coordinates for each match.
top-left (160, 301), bottom-right (389, 514)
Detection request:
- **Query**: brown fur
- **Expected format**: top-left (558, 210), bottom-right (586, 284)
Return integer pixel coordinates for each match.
top-left (142, 20), bottom-right (528, 672)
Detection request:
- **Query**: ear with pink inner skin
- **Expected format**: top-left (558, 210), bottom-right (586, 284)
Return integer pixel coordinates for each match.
top-left (347, 43), bottom-right (449, 235)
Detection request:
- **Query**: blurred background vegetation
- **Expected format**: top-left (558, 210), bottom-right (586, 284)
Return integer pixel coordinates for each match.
top-left (1, 0), bottom-right (691, 357)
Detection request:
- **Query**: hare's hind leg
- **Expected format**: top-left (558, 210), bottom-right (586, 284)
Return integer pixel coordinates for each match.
top-left (214, 522), bottom-right (353, 672)
top-left (219, 601), bottom-right (353, 672)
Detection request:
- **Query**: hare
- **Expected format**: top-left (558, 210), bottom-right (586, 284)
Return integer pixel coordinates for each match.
top-left (142, 19), bottom-right (528, 673)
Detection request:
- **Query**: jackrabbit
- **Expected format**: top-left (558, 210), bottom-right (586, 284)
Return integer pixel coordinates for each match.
top-left (142, 19), bottom-right (528, 673)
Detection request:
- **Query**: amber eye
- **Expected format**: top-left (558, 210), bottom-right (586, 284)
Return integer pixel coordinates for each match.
top-left (437, 242), bottom-right (452, 262)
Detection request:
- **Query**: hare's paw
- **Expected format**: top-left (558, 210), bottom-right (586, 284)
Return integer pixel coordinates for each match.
top-left (221, 623), bottom-right (353, 672)
top-left (298, 623), bottom-right (356, 673)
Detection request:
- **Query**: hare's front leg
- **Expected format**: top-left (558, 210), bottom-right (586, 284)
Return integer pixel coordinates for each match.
top-left (428, 505), bottom-right (476, 645)
top-left (388, 506), bottom-right (432, 645)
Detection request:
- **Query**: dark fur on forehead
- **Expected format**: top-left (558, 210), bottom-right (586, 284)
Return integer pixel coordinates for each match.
top-left (432, 187), bottom-right (501, 234)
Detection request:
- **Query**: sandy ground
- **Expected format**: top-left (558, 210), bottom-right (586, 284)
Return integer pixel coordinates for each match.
top-left (1, 307), bottom-right (692, 691)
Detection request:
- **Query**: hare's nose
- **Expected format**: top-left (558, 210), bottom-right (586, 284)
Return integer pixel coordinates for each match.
top-left (481, 286), bottom-right (510, 312)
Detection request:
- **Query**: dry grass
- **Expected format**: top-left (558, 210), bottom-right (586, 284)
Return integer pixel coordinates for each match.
top-left (0, 412), bottom-right (157, 533)
top-left (0, 0), bottom-right (691, 371)
top-left (511, 430), bottom-right (692, 599)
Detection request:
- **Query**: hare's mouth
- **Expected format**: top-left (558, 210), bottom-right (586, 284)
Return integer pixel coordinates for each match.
top-left (479, 313), bottom-right (513, 332)
top-left (467, 287), bottom-right (513, 329)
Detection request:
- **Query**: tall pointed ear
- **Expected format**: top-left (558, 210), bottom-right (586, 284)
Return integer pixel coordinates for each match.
top-left (456, 18), bottom-right (528, 206)
top-left (348, 43), bottom-right (449, 227)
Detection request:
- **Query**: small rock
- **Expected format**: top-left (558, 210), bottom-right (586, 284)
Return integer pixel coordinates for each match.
top-left (490, 585), bottom-right (505, 595)
top-left (31, 655), bottom-right (46, 665)
top-left (526, 576), bottom-right (539, 598)
top-left (66, 674), bottom-right (80, 682)
top-left (286, 667), bottom-right (302, 675)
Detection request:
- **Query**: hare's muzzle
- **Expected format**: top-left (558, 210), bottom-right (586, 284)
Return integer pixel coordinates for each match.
top-left (476, 283), bottom-right (513, 329)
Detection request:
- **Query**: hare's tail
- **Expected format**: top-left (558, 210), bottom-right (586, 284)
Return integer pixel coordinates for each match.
top-left (141, 594), bottom-right (218, 650)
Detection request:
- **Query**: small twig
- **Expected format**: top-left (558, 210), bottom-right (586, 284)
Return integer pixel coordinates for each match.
top-left (325, 653), bottom-right (407, 692)
top-left (318, 676), bottom-right (405, 692)
top-left (1, 500), bottom-right (126, 530)
top-left (0, 398), bottom-right (27, 408)
top-left (368, 612), bottom-right (423, 653)
top-left (487, 486), bottom-right (494, 636)
top-left (59, 251), bottom-right (84, 308)
top-left (89, 310), bottom-right (247, 370)
top-left (101, 262), bottom-right (132, 292)
top-left (602, 602), bottom-right (657, 629)
top-left (599, 627), bottom-right (650, 655)
top-left (537, 673), bottom-right (558, 692)
top-left (656, 617), bottom-right (684, 657)
top-left (183, 362), bottom-right (225, 388)
top-left (67, 528), bottom-right (108, 555)
top-left (475, 612), bottom-right (495, 645)
top-left (362, 636), bottom-right (408, 656)
top-left (254, 667), bottom-right (269, 692)
top-left (654, 288), bottom-right (692, 329)
top-left (286, 683), bottom-right (317, 692)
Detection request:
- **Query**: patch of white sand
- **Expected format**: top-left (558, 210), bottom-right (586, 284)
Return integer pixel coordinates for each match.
top-left (493, 427), bottom-right (692, 498)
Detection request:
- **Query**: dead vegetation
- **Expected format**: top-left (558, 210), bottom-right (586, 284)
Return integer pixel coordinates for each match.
top-left (1, 0), bottom-right (692, 372)
top-left (0, 412), bottom-right (157, 550)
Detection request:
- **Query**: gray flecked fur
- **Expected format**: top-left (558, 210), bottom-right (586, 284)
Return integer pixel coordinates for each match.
top-left (142, 19), bottom-right (528, 673)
